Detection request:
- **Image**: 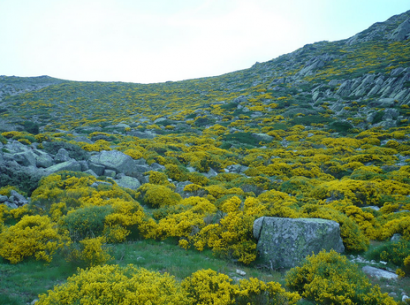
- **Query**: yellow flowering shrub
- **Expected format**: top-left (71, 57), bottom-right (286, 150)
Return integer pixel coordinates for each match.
top-left (182, 269), bottom-right (236, 305)
top-left (286, 250), bottom-right (396, 305)
top-left (82, 139), bottom-right (112, 152)
top-left (103, 199), bottom-right (147, 242)
top-left (68, 236), bottom-right (112, 267)
top-left (147, 170), bottom-right (170, 185)
top-left (183, 183), bottom-right (203, 193)
top-left (331, 202), bottom-right (380, 240)
top-left (236, 277), bottom-right (301, 305)
top-left (165, 164), bottom-right (189, 181)
top-left (187, 172), bottom-right (210, 186)
top-left (302, 204), bottom-right (369, 252)
top-left (38, 264), bottom-right (189, 305)
top-left (155, 209), bottom-right (206, 240)
top-left (123, 148), bottom-right (144, 160)
top-left (138, 183), bottom-right (182, 208)
top-left (0, 215), bottom-right (69, 263)
top-left (192, 197), bottom-right (258, 264)
top-left (380, 215), bottom-right (410, 240)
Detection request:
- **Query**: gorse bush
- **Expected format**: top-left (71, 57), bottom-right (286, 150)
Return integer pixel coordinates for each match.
top-left (67, 236), bottom-right (112, 267)
top-left (138, 183), bottom-right (182, 208)
top-left (0, 215), bottom-right (69, 263)
top-left (182, 269), bottom-right (300, 305)
top-left (37, 264), bottom-right (189, 305)
top-left (285, 250), bottom-right (396, 305)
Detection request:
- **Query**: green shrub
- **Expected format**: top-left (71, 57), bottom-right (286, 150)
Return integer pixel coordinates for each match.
top-left (328, 121), bottom-right (354, 134)
top-left (59, 205), bottom-right (114, 242)
top-left (223, 132), bottom-right (260, 146)
top-left (372, 111), bottom-right (385, 124)
top-left (291, 114), bottom-right (333, 126)
top-left (22, 121), bottom-right (40, 135)
top-left (0, 134), bottom-right (7, 144)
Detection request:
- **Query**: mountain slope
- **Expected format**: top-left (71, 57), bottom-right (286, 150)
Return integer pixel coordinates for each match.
top-left (1, 11), bottom-right (410, 134)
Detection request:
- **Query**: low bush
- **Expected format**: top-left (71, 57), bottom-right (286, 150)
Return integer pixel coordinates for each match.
top-left (0, 215), bottom-right (68, 264)
top-left (286, 250), bottom-right (396, 304)
top-left (59, 205), bottom-right (114, 242)
top-left (37, 264), bottom-right (189, 305)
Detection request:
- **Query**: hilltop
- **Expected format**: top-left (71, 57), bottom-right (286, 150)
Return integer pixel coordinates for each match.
top-left (0, 10), bottom-right (410, 305)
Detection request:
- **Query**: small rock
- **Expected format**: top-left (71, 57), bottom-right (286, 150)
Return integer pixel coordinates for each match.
top-left (55, 148), bottom-right (71, 163)
top-left (403, 295), bottom-right (409, 302)
top-left (391, 233), bottom-right (402, 242)
top-left (236, 269), bottom-right (246, 276)
top-left (10, 190), bottom-right (28, 206)
top-left (362, 266), bottom-right (398, 280)
top-left (91, 181), bottom-right (113, 189)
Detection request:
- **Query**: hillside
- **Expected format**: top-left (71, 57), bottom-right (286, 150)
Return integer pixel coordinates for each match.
top-left (1, 10), bottom-right (410, 305)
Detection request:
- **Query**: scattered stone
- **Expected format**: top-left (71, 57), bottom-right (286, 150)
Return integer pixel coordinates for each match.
top-left (12, 150), bottom-right (37, 166)
top-left (236, 269), bottom-right (246, 276)
top-left (10, 190), bottom-right (28, 206)
top-left (203, 168), bottom-right (218, 178)
top-left (114, 175), bottom-right (141, 190)
top-left (90, 181), bottom-right (113, 189)
top-left (0, 195), bottom-right (8, 203)
top-left (391, 233), bottom-right (402, 242)
top-left (104, 169), bottom-right (116, 177)
top-left (150, 163), bottom-right (165, 171)
top-left (55, 148), bottom-right (71, 163)
top-left (89, 150), bottom-right (137, 176)
top-left (362, 266), bottom-right (398, 280)
top-left (44, 160), bottom-right (82, 175)
top-left (34, 149), bottom-right (54, 168)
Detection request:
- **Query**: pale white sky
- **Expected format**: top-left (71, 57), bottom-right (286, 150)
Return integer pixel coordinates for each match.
top-left (0, 0), bottom-right (409, 83)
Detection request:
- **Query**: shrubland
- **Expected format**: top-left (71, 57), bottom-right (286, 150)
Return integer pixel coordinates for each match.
top-left (1, 10), bottom-right (410, 305)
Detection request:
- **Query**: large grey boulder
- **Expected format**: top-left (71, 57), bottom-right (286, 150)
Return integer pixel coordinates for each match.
top-left (12, 150), bottom-right (37, 167)
top-left (55, 148), bottom-right (71, 163)
top-left (89, 150), bottom-right (137, 176)
top-left (33, 149), bottom-right (54, 168)
top-left (253, 217), bottom-right (344, 269)
top-left (114, 175), bottom-right (141, 190)
top-left (45, 160), bottom-right (82, 175)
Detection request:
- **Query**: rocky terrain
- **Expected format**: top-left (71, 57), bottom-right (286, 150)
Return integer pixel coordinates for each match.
top-left (1, 9), bottom-right (410, 305)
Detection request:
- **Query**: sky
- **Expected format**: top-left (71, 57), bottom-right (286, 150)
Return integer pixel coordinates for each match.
top-left (0, 0), bottom-right (409, 84)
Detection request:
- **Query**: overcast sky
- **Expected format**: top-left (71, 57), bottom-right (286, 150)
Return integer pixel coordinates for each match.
top-left (1, 0), bottom-right (409, 84)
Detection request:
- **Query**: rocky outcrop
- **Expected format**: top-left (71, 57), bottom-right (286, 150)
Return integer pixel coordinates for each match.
top-left (253, 217), bottom-right (344, 269)
top-left (89, 150), bottom-right (138, 177)
top-left (389, 17), bottom-right (410, 41)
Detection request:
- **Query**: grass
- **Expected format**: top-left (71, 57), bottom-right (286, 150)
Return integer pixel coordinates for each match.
top-left (0, 238), bottom-right (283, 304)
top-left (1, 237), bottom-right (410, 304)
